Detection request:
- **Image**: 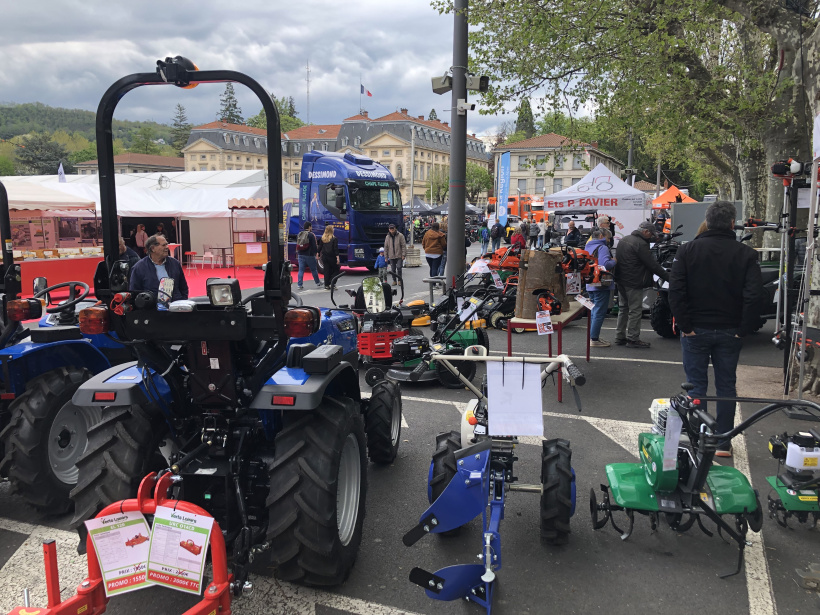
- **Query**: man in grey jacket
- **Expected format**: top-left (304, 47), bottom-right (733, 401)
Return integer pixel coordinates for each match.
top-left (614, 221), bottom-right (669, 348)
top-left (384, 223), bottom-right (407, 286)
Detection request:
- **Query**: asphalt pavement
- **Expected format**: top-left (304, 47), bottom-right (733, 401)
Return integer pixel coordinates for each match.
top-left (0, 243), bottom-right (818, 615)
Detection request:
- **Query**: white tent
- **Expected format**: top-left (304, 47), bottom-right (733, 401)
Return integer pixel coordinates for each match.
top-left (2, 170), bottom-right (270, 191)
top-left (3, 182), bottom-right (96, 211)
top-left (545, 163), bottom-right (647, 210)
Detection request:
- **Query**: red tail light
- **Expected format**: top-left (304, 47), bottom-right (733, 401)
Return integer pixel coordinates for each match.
top-left (7, 299), bottom-right (42, 322)
top-left (79, 307), bottom-right (110, 334)
top-left (93, 392), bottom-right (116, 402)
top-left (284, 308), bottom-right (319, 338)
top-left (272, 395), bottom-right (296, 406)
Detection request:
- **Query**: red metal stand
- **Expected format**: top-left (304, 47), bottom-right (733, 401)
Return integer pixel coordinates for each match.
top-left (7, 472), bottom-right (232, 615)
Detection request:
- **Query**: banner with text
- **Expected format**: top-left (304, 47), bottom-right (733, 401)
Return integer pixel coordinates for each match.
top-left (497, 152), bottom-right (511, 226)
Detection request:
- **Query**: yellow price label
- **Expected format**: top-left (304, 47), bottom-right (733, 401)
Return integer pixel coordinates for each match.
top-left (804, 457), bottom-right (818, 467)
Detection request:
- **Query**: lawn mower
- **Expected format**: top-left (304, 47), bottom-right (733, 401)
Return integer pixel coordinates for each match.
top-left (403, 351), bottom-right (585, 614)
top-left (478, 275), bottom-right (518, 330)
top-left (766, 428), bottom-right (820, 527)
top-left (590, 385), bottom-right (820, 578)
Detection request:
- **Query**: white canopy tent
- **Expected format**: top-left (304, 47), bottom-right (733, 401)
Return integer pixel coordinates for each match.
top-left (3, 182), bottom-right (96, 211)
top-left (544, 163), bottom-right (648, 211)
top-left (2, 170), bottom-right (271, 191)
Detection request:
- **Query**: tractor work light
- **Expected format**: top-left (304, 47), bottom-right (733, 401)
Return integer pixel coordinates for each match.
top-left (283, 307), bottom-right (320, 338)
top-left (6, 299), bottom-right (42, 322)
top-left (79, 307), bottom-right (110, 335)
top-left (207, 278), bottom-right (242, 307)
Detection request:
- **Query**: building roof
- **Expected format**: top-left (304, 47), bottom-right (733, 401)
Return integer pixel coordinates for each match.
top-left (193, 121), bottom-right (267, 136)
top-left (633, 180), bottom-right (658, 191)
top-left (282, 125), bottom-right (341, 140)
top-left (75, 153), bottom-right (185, 168)
top-left (494, 133), bottom-right (592, 151)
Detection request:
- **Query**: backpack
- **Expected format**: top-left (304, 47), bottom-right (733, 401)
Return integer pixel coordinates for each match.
top-left (296, 230), bottom-right (311, 252)
top-left (490, 224), bottom-right (501, 239)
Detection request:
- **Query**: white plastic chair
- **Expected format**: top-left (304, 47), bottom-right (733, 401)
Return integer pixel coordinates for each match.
top-left (194, 245), bottom-right (215, 268)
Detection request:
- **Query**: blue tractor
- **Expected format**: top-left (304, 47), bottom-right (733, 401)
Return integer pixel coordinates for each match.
top-left (67, 58), bottom-right (401, 592)
top-left (0, 180), bottom-right (131, 514)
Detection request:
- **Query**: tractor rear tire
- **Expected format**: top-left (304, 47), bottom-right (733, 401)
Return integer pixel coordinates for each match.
top-left (540, 438), bottom-right (573, 545)
top-left (428, 430), bottom-right (462, 536)
top-left (650, 294), bottom-right (678, 338)
top-left (0, 367), bottom-right (98, 514)
top-left (364, 381), bottom-right (401, 464)
top-left (267, 396), bottom-right (367, 586)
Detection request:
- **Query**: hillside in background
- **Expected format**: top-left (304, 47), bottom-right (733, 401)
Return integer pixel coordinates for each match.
top-left (0, 102), bottom-right (173, 146)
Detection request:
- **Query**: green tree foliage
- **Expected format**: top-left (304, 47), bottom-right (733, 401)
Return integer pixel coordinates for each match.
top-left (515, 99), bottom-right (535, 139)
top-left (16, 133), bottom-right (72, 175)
top-left (427, 166), bottom-right (450, 204)
top-left (465, 162), bottom-right (493, 203)
top-left (69, 143), bottom-right (99, 164)
top-left (0, 155), bottom-right (15, 175)
top-left (218, 84), bottom-right (244, 125)
top-left (129, 126), bottom-right (161, 155)
top-left (170, 104), bottom-right (192, 156)
top-left (428, 108), bottom-right (438, 121)
top-left (247, 95), bottom-right (306, 133)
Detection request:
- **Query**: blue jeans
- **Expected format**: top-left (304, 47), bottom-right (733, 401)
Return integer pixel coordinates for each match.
top-left (481, 240), bottom-right (489, 255)
top-left (537, 235), bottom-right (544, 248)
top-left (426, 256), bottom-right (442, 277)
top-left (297, 254), bottom-right (320, 287)
top-left (438, 251), bottom-right (447, 276)
top-left (588, 289), bottom-right (612, 340)
top-left (680, 327), bottom-right (743, 442)
top-left (491, 238), bottom-right (501, 252)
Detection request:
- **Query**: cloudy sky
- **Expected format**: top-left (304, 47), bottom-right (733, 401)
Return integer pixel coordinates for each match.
top-left (0, 1), bottom-right (517, 137)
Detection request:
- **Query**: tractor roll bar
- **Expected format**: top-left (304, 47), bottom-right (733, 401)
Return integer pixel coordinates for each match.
top-left (0, 180), bottom-right (19, 300)
top-left (95, 59), bottom-right (284, 295)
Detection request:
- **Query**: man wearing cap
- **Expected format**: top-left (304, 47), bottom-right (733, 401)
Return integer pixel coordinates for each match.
top-left (384, 223), bottom-right (406, 286)
top-left (613, 221), bottom-right (669, 348)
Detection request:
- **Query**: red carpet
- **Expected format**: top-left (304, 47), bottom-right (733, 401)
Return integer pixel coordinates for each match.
top-left (183, 265), bottom-right (322, 297)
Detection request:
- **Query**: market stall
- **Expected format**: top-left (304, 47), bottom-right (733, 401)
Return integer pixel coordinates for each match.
top-left (652, 185), bottom-right (697, 209)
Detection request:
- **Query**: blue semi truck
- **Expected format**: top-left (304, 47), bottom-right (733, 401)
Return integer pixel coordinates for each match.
top-left (287, 151), bottom-right (404, 270)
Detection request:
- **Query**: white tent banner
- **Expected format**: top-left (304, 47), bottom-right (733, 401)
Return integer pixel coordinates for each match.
top-left (545, 163), bottom-right (647, 210)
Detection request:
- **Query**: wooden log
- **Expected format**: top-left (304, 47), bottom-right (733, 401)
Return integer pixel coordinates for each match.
top-left (515, 249), bottom-right (567, 318)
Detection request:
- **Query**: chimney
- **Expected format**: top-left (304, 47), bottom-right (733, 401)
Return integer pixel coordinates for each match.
top-left (362, 111), bottom-right (368, 117)
top-left (471, 133), bottom-right (476, 138)
top-left (442, 121), bottom-right (448, 127)
top-left (418, 115), bottom-right (424, 120)
top-left (591, 141), bottom-right (599, 148)
top-left (400, 108), bottom-right (408, 115)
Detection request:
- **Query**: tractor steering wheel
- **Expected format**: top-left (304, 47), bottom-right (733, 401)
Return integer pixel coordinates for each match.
top-left (241, 290), bottom-right (303, 307)
top-left (34, 281), bottom-right (90, 314)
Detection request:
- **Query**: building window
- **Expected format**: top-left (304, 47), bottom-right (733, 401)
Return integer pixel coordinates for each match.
top-left (243, 136), bottom-right (249, 146)
top-left (535, 156), bottom-right (546, 171)
top-left (223, 133), bottom-right (229, 143)
top-left (227, 155), bottom-right (232, 161)
top-left (293, 173), bottom-right (299, 183)
top-left (227, 165), bottom-right (233, 170)
top-left (294, 162), bottom-right (299, 167)
top-left (190, 154), bottom-right (196, 160)
top-left (257, 158), bottom-right (261, 163)
top-left (382, 150), bottom-right (390, 157)
top-left (573, 154), bottom-right (584, 170)
top-left (553, 178), bottom-right (563, 192)
top-left (571, 177), bottom-right (581, 185)
top-left (342, 137), bottom-right (349, 146)
top-left (396, 163), bottom-right (403, 179)
top-left (518, 155), bottom-right (529, 171)
top-left (246, 157), bottom-right (250, 162)
top-left (370, 150), bottom-right (378, 157)
top-left (321, 142), bottom-right (328, 151)
top-left (210, 154), bottom-right (216, 160)
top-left (435, 155), bottom-right (439, 161)
top-left (295, 144), bottom-right (301, 153)
top-left (413, 163), bottom-right (417, 178)
top-left (233, 135), bottom-right (239, 145)
top-left (80, 170), bottom-right (86, 175)
top-left (535, 178), bottom-right (545, 193)
top-left (254, 138), bottom-right (260, 148)
top-left (395, 150), bottom-right (402, 156)
top-left (281, 143), bottom-right (287, 153)
top-left (308, 142), bottom-right (314, 150)
top-left (199, 165), bottom-right (207, 171)
top-left (354, 136), bottom-right (361, 147)
top-left (517, 179), bottom-right (527, 192)
top-left (554, 155), bottom-right (565, 170)
top-left (200, 155), bottom-right (206, 160)
top-left (211, 166), bottom-right (216, 171)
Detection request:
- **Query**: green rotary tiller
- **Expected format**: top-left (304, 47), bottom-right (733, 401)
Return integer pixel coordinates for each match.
top-left (766, 428), bottom-right (820, 527)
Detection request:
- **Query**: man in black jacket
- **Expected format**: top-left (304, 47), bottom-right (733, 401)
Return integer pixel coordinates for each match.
top-left (669, 201), bottom-right (764, 457)
top-left (614, 221), bottom-right (669, 348)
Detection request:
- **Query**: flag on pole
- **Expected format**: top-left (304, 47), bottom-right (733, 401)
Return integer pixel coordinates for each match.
top-left (57, 162), bottom-right (66, 183)
top-left (360, 84), bottom-right (372, 97)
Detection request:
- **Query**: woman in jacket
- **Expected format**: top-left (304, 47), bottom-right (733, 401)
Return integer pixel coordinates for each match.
top-left (510, 224), bottom-right (527, 249)
top-left (318, 225), bottom-right (340, 289)
top-left (422, 222), bottom-right (446, 276)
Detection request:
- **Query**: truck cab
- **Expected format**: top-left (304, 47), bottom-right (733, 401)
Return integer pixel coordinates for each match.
top-left (288, 151), bottom-right (404, 269)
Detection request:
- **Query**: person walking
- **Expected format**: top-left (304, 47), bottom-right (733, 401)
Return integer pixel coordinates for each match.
top-left (295, 221), bottom-right (322, 290)
top-left (668, 201), bottom-right (765, 457)
top-left (565, 221), bottom-right (581, 247)
top-left (318, 225), bottom-right (340, 290)
top-left (528, 218), bottom-right (540, 248)
top-left (490, 219), bottom-right (504, 252)
top-left (422, 221), bottom-right (446, 276)
top-left (375, 248), bottom-right (388, 283)
top-left (134, 224), bottom-right (148, 257)
top-left (510, 224), bottom-right (527, 249)
top-left (384, 223), bottom-right (406, 286)
top-left (613, 221), bottom-right (668, 348)
top-left (586, 229), bottom-right (617, 347)
top-left (479, 221), bottom-right (490, 255)
top-left (438, 217), bottom-right (449, 276)
top-left (537, 219), bottom-right (546, 248)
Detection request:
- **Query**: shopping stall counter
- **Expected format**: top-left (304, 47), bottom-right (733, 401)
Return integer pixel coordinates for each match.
top-left (20, 255), bottom-right (104, 295)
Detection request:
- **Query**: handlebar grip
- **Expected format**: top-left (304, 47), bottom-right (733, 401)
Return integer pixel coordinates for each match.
top-left (563, 359), bottom-right (586, 386)
top-left (409, 360), bottom-right (428, 382)
top-left (693, 408), bottom-right (718, 432)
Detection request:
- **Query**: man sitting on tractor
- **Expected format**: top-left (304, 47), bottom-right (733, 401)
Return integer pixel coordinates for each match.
top-left (130, 233), bottom-right (189, 300)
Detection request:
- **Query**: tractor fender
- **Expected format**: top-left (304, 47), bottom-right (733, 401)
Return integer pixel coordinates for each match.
top-left (0, 339), bottom-right (112, 395)
top-left (250, 361), bottom-right (361, 411)
top-left (71, 361), bottom-right (173, 408)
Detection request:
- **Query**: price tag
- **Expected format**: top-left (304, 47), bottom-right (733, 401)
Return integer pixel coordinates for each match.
top-left (491, 270), bottom-right (504, 289)
top-left (535, 310), bottom-right (553, 335)
top-left (147, 506), bottom-right (214, 595)
top-left (566, 273), bottom-right (581, 294)
top-left (85, 511), bottom-right (152, 596)
top-left (663, 412), bottom-right (683, 471)
top-left (468, 259), bottom-right (491, 274)
top-left (576, 295), bottom-right (594, 310)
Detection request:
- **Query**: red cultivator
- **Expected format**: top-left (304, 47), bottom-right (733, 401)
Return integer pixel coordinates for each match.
top-left (7, 472), bottom-right (232, 615)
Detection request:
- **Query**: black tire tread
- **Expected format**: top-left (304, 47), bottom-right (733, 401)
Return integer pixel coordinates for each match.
top-left (429, 430), bottom-right (461, 536)
top-left (0, 367), bottom-right (92, 514)
top-left (475, 327), bottom-right (490, 351)
top-left (540, 438), bottom-right (573, 545)
top-left (266, 397), bottom-right (367, 586)
top-left (650, 294), bottom-right (678, 338)
top-left (364, 381), bottom-right (401, 464)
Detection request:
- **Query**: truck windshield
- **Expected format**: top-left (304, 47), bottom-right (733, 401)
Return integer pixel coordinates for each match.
top-left (349, 181), bottom-right (401, 212)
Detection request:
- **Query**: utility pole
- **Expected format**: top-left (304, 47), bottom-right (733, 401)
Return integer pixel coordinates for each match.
top-left (305, 60), bottom-right (311, 126)
top-left (627, 129), bottom-right (634, 186)
top-left (445, 0), bottom-right (468, 282)
top-left (655, 159), bottom-right (662, 199)
top-left (409, 129), bottom-right (416, 245)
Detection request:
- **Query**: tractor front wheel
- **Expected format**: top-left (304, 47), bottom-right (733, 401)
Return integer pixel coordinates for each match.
top-left (0, 367), bottom-right (99, 514)
top-left (540, 438), bottom-right (574, 545)
top-left (364, 381), bottom-right (401, 464)
top-left (267, 396), bottom-right (367, 586)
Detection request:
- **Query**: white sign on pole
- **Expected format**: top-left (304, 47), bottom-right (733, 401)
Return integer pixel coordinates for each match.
top-left (147, 506), bottom-right (214, 595)
top-left (487, 362), bottom-right (544, 436)
top-left (535, 310), bottom-right (553, 335)
top-left (85, 511), bottom-right (152, 596)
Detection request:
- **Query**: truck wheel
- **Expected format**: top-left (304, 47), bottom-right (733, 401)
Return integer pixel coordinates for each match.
top-left (650, 294), bottom-right (678, 338)
top-left (428, 430), bottom-right (462, 536)
top-left (436, 349), bottom-right (476, 389)
top-left (0, 367), bottom-right (99, 514)
top-left (540, 438), bottom-right (574, 545)
top-left (70, 404), bottom-right (168, 528)
top-left (267, 396), bottom-right (367, 586)
top-left (364, 381), bottom-right (401, 464)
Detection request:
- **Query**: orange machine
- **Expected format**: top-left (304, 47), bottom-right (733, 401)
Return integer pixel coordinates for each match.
top-left (489, 195), bottom-right (545, 222)
top-left (125, 533), bottom-right (148, 548)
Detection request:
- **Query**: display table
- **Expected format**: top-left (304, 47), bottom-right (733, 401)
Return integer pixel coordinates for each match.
top-left (20, 255), bottom-right (104, 296)
top-left (167, 243), bottom-right (182, 259)
top-left (506, 301), bottom-right (590, 402)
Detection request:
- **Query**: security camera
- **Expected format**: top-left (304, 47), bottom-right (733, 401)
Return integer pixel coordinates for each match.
top-left (432, 74), bottom-right (453, 95)
top-left (457, 99), bottom-right (475, 115)
top-left (465, 75), bottom-right (490, 93)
